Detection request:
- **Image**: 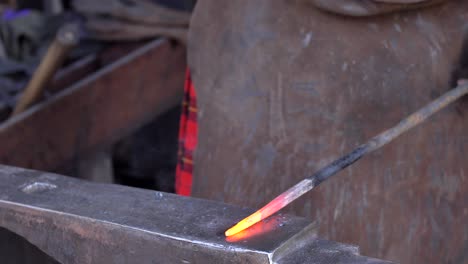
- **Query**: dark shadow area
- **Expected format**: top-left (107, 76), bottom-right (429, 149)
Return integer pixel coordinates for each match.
top-left (113, 105), bottom-right (181, 193)
top-left (449, 33), bottom-right (468, 116)
top-left (450, 34), bottom-right (468, 87)
top-left (0, 227), bottom-right (59, 264)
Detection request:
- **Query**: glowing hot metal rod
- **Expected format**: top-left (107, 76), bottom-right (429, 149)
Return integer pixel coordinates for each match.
top-left (225, 83), bottom-right (468, 237)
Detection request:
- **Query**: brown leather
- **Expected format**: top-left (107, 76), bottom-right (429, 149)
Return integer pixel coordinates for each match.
top-left (188, 1), bottom-right (468, 263)
top-left (310, 0), bottom-right (448, 16)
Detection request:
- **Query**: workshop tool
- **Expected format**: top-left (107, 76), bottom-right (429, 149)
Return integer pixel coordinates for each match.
top-left (12, 23), bottom-right (79, 115)
top-left (226, 83), bottom-right (468, 237)
top-left (0, 165), bottom-right (392, 263)
top-left (0, 39), bottom-right (185, 173)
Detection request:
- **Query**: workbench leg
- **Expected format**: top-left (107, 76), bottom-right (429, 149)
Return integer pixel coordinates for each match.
top-left (77, 150), bottom-right (114, 183)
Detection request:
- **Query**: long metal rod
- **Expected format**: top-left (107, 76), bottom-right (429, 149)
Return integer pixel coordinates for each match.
top-left (226, 83), bottom-right (468, 236)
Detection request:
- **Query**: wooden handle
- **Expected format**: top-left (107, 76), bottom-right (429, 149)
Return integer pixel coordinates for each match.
top-left (12, 23), bottom-right (80, 116)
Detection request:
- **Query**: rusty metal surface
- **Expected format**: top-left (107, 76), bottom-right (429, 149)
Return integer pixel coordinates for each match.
top-left (188, 1), bottom-right (468, 263)
top-left (0, 38), bottom-right (185, 172)
top-left (0, 165), bottom-right (391, 263)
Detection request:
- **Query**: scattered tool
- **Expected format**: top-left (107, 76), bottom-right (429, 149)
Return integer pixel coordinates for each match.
top-left (226, 83), bottom-right (468, 237)
top-left (11, 23), bottom-right (79, 116)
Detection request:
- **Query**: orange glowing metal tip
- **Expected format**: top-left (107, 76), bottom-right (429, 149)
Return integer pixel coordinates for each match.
top-left (225, 214), bottom-right (284, 242)
top-left (225, 83), bottom-right (468, 237)
top-left (225, 180), bottom-right (312, 237)
top-left (225, 211), bottom-right (262, 237)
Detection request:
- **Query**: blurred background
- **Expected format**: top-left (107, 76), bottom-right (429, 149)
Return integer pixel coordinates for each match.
top-left (0, 1), bottom-right (195, 262)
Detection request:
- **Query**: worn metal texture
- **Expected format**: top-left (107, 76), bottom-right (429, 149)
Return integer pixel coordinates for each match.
top-left (0, 165), bottom-right (392, 263)
top-left (188, 1), bottom-right (468, 263)
top-left (0, 38), bottom-right (185, 172)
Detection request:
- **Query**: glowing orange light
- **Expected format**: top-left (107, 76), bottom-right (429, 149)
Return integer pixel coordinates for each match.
top-left (225, 194), bottom-right (287, 237)
top-left (225, 215), bottom-right (281, 243)
top-left (225, 211), bottom-right (262, 237)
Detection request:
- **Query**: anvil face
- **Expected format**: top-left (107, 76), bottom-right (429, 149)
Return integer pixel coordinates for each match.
top-left (0, 165), bottom-right (391, 263)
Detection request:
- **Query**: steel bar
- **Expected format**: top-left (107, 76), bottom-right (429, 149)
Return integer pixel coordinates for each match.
top-left (227, 83), bottom-right (468, 236)
top-left (0, 38), bottom-right (185, 172)
top-left (0, 165), bottom-right (392, 263)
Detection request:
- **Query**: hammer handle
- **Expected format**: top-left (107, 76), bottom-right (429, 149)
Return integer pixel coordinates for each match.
top-left (12, 23), bottom-right (79, 116)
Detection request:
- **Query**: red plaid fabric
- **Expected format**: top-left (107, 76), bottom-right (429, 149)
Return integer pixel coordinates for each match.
top-left (175, 69), bottom-right (198, 196)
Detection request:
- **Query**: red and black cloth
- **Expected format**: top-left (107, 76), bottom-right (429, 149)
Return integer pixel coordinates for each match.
top-left (175, 69), bottom-right (197, 196)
